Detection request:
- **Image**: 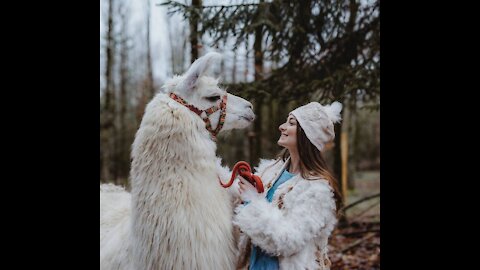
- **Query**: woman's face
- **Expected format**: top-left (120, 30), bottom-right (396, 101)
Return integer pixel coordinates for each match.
top-left (278, 114), bottom-right (298, 150)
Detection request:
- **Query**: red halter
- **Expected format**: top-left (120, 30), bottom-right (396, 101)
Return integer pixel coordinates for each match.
top-left (219, 161), bottom-right (264, 193)
top-left (169, 92), bottom-right (227, 140)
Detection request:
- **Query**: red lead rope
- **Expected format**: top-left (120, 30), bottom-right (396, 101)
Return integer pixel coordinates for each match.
top-left (219, 161), bottom-right (264, 193)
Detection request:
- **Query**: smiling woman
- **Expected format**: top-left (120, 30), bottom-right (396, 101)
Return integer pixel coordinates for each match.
top-left (233, 101), bottom-right (343, 270)
top-left (277, 115), bottom-right (298, 151)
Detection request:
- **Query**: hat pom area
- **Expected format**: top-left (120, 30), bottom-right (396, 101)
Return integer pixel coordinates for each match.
top-left (324, 101), bottom-right (343, 124)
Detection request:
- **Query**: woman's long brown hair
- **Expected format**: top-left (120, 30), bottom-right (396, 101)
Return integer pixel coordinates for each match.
top-left (280, 122), bottom-right (343, 216)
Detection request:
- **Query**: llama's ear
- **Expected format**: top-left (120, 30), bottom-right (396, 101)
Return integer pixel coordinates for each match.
top-left (182, 52), bottom-right (222, 91)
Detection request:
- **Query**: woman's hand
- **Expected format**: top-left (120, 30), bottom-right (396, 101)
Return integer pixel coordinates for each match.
top-left (238, 176), bottom-right (263, 202)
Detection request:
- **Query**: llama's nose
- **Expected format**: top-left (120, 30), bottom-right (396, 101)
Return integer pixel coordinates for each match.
top-left (246, 103), bottom-right (253, 110)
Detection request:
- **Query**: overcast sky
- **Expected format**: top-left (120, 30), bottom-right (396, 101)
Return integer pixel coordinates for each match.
top-left (100, 0), bottom-right (174, 84)
top-left (100, 0), bottom-right (262, 87)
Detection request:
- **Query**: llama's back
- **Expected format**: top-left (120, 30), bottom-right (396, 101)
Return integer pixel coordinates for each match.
top-left (100, 183), bottom-right (131, 240)
top-left (100, 184), bottom-right (132, 269)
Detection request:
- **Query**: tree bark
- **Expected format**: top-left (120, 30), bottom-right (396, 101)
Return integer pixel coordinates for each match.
top-left (118, 4), bottom-right (129, 184)
top-left (254, 0), bottom-right (264, 82)
top-left (347, 105), bottom-right (356, 189)
top-left (190, 0), bottom-right (201, 62)
top-left (232, 50), bottom-right (237, 83)
top-left (251, 0), bottom-right (264, 165)
top-left (333, 117), bottom-right (347, 225)
top-left (101, 0), bottom-right (116, 182)
top-left (146, 0), bottom-right (155, 99)
top-left (333, 121), bottom-right (343, 197)
top-left (252, 97), bottom-right (263, 165)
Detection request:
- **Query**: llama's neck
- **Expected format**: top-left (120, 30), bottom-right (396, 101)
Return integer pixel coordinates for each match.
top-left (129, 94), bottom-right (223, 268)
top-left (130, 93), bottom-right (217, 187)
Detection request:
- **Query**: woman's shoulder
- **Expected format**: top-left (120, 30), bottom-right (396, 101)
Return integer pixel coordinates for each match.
top-left (295, 176), bottom-right (333, 194)
top-left (283, 177), bottom-right (336, 212)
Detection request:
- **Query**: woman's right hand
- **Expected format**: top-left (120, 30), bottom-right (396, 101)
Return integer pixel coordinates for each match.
top-left (238, 176), bottom-right (263, 202)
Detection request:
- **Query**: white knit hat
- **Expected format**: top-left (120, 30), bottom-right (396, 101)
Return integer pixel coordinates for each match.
top-left (290, 101), bottom-right (343, 151)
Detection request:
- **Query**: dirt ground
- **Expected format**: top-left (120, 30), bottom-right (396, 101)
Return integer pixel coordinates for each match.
top-left (328, 170), bottom-right (380, 269)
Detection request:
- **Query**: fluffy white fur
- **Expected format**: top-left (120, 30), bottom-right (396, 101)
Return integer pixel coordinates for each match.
top-left (233, 158), bottom-right (337, 270)
top-left (100, 52), bottom-right (255, 270)
top-left (323, 101), bottom-right (342, 124)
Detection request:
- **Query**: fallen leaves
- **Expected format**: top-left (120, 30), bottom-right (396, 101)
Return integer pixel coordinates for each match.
top-left (328, 221), bottom-right (380, 269)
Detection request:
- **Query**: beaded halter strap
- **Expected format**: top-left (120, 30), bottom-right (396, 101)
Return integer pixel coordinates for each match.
top-left (169, 92), bottom-right (227, 140)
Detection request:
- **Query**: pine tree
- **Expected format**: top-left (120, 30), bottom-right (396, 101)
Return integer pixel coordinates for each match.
top-left (163, 0), bottom-right (380, 203)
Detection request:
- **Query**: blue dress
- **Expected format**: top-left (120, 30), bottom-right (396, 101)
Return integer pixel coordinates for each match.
top-left (248, 169), bottom-right (295, 270)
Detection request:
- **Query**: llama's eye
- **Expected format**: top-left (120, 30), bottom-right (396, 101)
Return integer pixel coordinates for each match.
top-left (205, 96), bottom-right (221, 102)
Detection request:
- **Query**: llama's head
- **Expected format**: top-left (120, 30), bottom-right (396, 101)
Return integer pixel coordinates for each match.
top-left (163, 52), bottom-right (255, 134)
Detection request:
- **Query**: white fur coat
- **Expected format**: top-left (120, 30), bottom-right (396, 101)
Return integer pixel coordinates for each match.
top-left (233, 158), bottom-right (337, 270)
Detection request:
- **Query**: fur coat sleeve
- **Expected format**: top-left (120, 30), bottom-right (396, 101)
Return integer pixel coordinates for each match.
top-left (233, 173), bottom-right (336, 258)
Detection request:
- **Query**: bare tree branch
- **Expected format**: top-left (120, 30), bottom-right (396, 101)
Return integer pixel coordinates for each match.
top-left (341, 232), bottom-right (376, 253)
top-left (158, 1), bottom-right (258, 9)
top-left (341, 192), bottom-right (380, 212)
top-left (340, 229), bottom-right (380, 237)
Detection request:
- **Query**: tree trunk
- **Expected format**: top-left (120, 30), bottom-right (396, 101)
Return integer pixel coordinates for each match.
top-left (248, 128), bottom-right (255, 165)
top-left (252, 1), bottom-right (264, 165)
top-left (146, 0), bottom-right (155, 99)
top-left (190, 0), bottom-right (201, 62)
top-left (347, 104), bottom-right (356, 190)
top-left (136, 0), bottom-right (155, 128)
top-left (232, 50), bottom-right (237, 83)
top-left (254, 0), bottom-right (264, 82)
top-left (168, 16), bottom-right (188, 75)
top-left (168, 19), bottom-right (176, 75)
top-left (334, 111), bottom-right (348, 225)
top-left (268, 99), bottom-right (276, 155)
top-left (244, 38), bottom-right (249, 82)
top-left (333, 123), bottom-right (342, 187)
top-left (101, 0), bottom-right (116, 182)
top-left (252, 97), bottom-right (263, 166)
top-left (118, 4), bottom-right (129, 184)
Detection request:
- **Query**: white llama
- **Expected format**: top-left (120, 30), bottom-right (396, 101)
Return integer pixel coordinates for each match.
top-left (100, 52), bottom-right (255, 270)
